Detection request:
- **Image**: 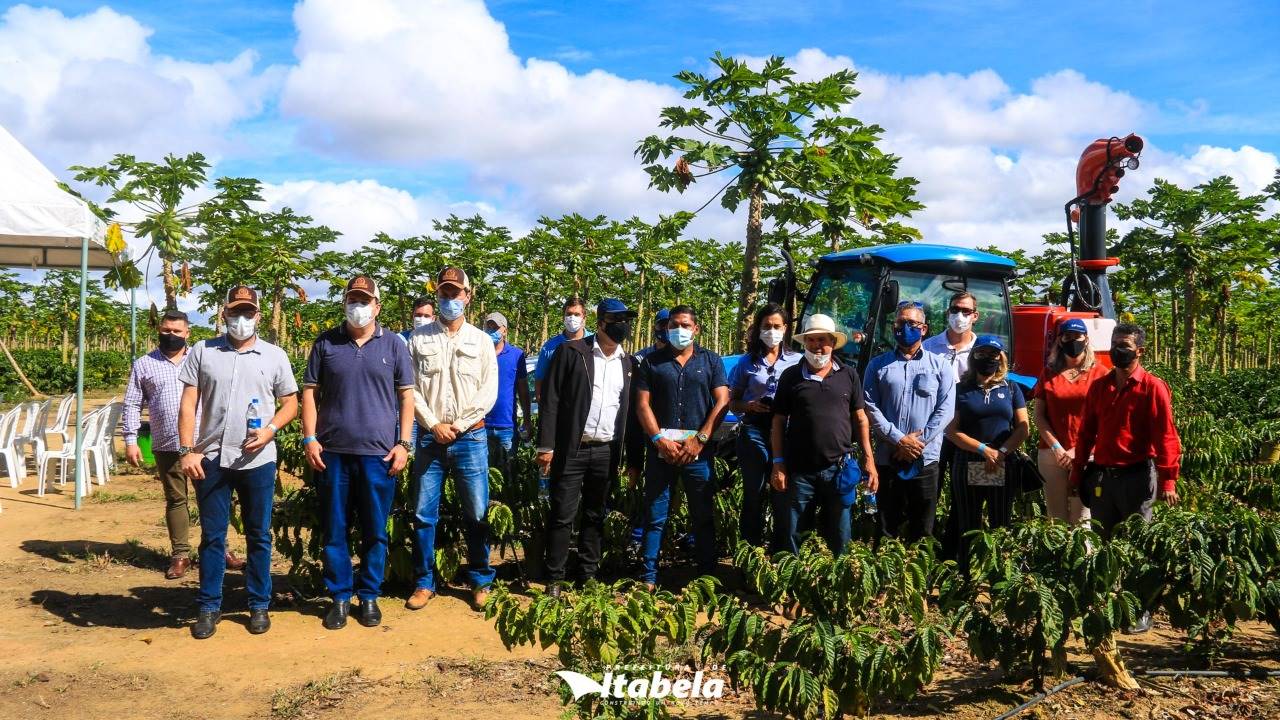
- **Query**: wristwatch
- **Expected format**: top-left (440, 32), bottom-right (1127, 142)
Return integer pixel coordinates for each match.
top-left (397, 440), bottom-right (414, 454)
top-left (178, 445), bottom-right (196, 457)
top-left (696, 432), bottom-right (710, 444)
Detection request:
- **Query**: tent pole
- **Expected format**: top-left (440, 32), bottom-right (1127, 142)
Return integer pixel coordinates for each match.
top-left (130, 287), bottom-right (136, 359)
top-left (73, 236), bottom-right (89, 510)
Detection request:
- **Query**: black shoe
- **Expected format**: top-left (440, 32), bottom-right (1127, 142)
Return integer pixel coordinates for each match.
top-left (324, 599), bottom-right (349, 630)
top-left (191, 611), bottom-right (221, 640)
top-left (248, 609), bottom-right (271, 634)
top-left (547, 583), bottom-right (563, 599)
top-left (357, 598), bottom-right (382, 627)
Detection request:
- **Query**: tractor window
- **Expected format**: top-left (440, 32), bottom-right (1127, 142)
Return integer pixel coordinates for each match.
top-left (801, 264), bottom-right (878, 365)
top-left (874, 271), bottom-right (1011, 356)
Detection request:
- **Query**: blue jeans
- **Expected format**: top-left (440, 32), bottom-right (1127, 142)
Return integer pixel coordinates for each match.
top-left (195, 459), bottom-right (275, 613)
top-left (487, 426), bottom-right (514, 453)
top-left (412, 428), bottom-right (494, 590)
top-left (737, 423), bottom-right (787, 551)
top-left (318, 452), bottom-right (395, 602)
top-left (639, 450), bottom-right (717, 584)
top-left (784, 464), bottom-right (852, 556)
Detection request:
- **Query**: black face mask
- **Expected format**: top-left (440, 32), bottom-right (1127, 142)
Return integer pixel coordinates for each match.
top-left (158, 333), bottom-right (186, 352)
top-left (973, 356), bottom-right (1001, 376)
top-left (604, 321), bottom-right (631, 344)
top-left (654, 327), bottom-right (666, 344)
top-left (1061, 339), bottom-right (1087, 358)
top-left (1110, 346), bottom-right (1138, 369)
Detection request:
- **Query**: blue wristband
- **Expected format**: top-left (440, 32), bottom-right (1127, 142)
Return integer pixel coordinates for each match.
top-left (772, 457), bottom-right (786, 465)
top-left (302, 435), bottom-right (317, 446)
top-left (650, 433), bottom-right (663, 445)
top-left (977, 442), bottom-right (988, 455)
top-left (1051, 441), bottom-right (1063, 451)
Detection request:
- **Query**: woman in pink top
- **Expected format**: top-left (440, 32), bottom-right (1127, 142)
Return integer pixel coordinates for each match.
top-left (1032, 319), bottom-right (1109, 524)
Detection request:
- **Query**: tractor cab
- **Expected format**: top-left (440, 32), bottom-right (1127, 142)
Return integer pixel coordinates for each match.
top-left (787, 244), bottom-right (1017, 374)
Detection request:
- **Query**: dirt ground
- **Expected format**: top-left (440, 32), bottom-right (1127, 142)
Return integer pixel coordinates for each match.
top-left (1, 433), bottom-right (1278, 719)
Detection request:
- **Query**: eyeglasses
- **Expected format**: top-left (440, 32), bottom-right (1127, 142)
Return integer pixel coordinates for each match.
top-left (894, 320), bottom-right (926, 330)
top-left (948, 306), bottom-right (976, 316)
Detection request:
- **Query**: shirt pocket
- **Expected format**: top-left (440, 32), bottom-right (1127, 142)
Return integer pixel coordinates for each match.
top-left (416, 345), bottom-right (443, 378)
top-left (454, 342), bottom-right (482, 383)
top-left (913, 373), bottom-right (938, 398)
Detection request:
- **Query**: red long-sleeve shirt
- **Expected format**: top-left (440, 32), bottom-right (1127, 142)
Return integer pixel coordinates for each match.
top-left (1070, 365), bottom-right (1182, 493)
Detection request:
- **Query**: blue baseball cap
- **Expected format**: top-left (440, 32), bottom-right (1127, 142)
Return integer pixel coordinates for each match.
top-left (596, 298), bottom-right (637, 318)
top-left (1059, 318), bottom-right (1088, 335)
top-left (655, 308), bottom-right (670, 322)
top-left (973, 335), bottom-right (1005, 353)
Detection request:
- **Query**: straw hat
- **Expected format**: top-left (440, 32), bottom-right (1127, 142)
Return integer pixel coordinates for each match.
top-left (793, 313), bottom-right (848, 349)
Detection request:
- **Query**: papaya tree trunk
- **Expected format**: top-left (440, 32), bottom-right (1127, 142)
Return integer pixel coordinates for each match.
top-left (271, 287), bottom-right (285, 344)
top-left (1183, 266), bottom-right (1198, 382)
top-left (161, 257), bottom-right (179, 310)
top-left (735, 182), bottom-right (765, 352)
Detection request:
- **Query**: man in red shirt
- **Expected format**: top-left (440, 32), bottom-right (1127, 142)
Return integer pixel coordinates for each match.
top-left (1071, 323), bottom-right (1181, 534)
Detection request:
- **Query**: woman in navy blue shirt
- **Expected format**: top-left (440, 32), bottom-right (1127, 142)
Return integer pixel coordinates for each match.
top-left (944, 335), bottom-right (1029, 571)
top-left (728, 303), bottom-right (801, 550)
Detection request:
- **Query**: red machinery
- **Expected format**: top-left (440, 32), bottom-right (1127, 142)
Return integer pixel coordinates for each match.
top-left (1011, 134), bottom-right (1144, 382)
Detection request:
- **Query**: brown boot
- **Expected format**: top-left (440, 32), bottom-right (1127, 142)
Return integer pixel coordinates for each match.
top-left (224, 551), bottom-right (246, 570)
top-left (165, 556), bottom-right (191, 580)
top-left (471, 586), bottom-right (490, 612)
top-left (405, 588), bottom-right (436, 610)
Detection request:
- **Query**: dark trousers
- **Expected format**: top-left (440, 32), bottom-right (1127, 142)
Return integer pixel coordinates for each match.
top-left (154, 451), bottom-right (192, 556)
top-left (784, 464), bottom-right (852, 556)
top-left (737, 423), bottom-right (787, 552)
top-left (876, 462), bottom-right (939, 543)
top-left (1091, 461), bottom-right (1157, 537)
top-left (195, 459), bottom-right (275, 613)
top-left (949, 457), bottom-right (1013, 572)
top-left (317, 452), bottom-right (396, 602)
top-left (544, 441), bottom-right (613, 582)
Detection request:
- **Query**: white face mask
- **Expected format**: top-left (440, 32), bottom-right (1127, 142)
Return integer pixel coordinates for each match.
top-left (563, 314), bottom-right (584, 334)
top-left (759, 328), bottom-right (785, 349)
top-left (804, 349), bottom-right (831, 368)
top-left (227, 315), bottom-right (257, 341)
top-left (948, 311), bottom-right (974, 334)
top-left (345, 302), bottom-right (374, 328)
top-left (412, 315), bottom-right (432, 329)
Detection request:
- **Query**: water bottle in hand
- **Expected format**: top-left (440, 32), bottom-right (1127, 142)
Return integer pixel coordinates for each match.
top-left (862, 486), bottom-right (878, 516)
top-left (246, 398), bottom-right (262, 432)
top-left (538, 465), bottom-right (550, 502)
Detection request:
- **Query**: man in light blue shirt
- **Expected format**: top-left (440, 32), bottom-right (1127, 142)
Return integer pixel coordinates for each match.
top-left (863, 300), bottom-right (954, 542)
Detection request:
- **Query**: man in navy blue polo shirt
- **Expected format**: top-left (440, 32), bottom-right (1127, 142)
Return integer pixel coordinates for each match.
top-left (483, 311), bottom-right (531, 482)
top-left (301, 275), bottom-right (416, 631)
top-left (633, 304), bottom-right (730, 589)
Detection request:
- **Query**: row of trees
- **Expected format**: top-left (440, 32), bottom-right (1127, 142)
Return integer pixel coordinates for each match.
top-left (6, 53), bottom-right (1279, 373)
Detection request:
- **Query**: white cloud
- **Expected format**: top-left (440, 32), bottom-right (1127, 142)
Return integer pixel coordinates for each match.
top-left (0, 4), bottom-right (282, 173)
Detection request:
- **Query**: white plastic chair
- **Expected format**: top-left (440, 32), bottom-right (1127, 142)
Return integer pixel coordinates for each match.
top-left (93, 401), bottom-right (125, 480)
top-left (45, 394), bottom-right (74, 449)
top-left (38, 406), bottom-right (106, 497)
top-left (14, 398), bottom-right (51, 475)
top-left (0, 406), bottom-right (23, 488)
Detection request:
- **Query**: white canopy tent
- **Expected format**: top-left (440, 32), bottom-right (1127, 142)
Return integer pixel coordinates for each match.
top-left (0, 124), bottom-right (113, 509)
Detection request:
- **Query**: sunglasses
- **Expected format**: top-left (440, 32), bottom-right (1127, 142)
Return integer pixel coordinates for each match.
top-left (897, 300), bottom-right (925, 310)
top-left (948, 306), bottom-right (976, 315)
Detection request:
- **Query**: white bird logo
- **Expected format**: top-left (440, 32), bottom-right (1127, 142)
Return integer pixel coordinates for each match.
top-left (554, 670), bottom-right (607, 699)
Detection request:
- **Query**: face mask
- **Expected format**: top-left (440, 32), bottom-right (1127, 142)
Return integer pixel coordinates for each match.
top-left (487, 330), bottom-right (503, 345)
top-left (602, 321), bottom-right (631, 344)
top-left (667, 327), bottom-right (694, 350)
top-left (1111, 346), bottom-right (1138, 369)
top-left (947, 312), bottom-right (973, 334)
top-left (412, 315), bottom-right (432, 329)
top-left (438, 297), bottom-right (464, 321)
top-left (563, 315), bottom-right (584, 334)
top-left (1062, 339), bottom-right (1087, 358)
top-left (759, 328), bottom-right (785, 349)
top-left (804, 349), bottom-right (830, 368)
top-left (227, 315), bottom-right (256, 341)
top-left (345, 302), bottom-right (374, 328)
top-left (973, 355), bottom-right (1001, 376)
top-left (158, 333), bottom-right (185, 352)
top-left (894, 323), bottom-right (923, 348)
top-left (654, 326), bottom-right (667, 344)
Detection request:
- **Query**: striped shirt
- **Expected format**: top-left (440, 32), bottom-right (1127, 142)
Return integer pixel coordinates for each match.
top-left (123, 348), bottom-right (193, 452)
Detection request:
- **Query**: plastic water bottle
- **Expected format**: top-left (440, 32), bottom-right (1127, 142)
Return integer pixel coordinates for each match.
top-left (538, 466), bottom-right (550, 502)
top-left (862, 486), bottom-right (878, 515)
top-left (246, 398), bottom-right (262, 432)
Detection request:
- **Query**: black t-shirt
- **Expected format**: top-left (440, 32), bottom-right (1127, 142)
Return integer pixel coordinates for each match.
top-left (773, 362), bottom-right (866, 473)
top-left (954, 379), bottom-right (1025, 458)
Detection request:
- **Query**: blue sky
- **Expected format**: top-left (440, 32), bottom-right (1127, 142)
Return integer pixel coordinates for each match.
top-left (2, 0), bottom-right (1278, 315)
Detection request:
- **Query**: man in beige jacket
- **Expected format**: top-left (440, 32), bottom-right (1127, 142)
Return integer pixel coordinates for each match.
top-left (405, 266), bottom-right (498, 612)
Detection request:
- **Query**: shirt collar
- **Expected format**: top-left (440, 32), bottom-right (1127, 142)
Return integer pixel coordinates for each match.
top-left (215, 335), bottom-right (262, 354)
top-left (801, 359), bottom-right (840, 380)
top-left (339, 322), bottom-right (384, 340)
top-left (591, 336), bottom-right (624, 360)
top-left (896, 346), bottom-right (925, 361)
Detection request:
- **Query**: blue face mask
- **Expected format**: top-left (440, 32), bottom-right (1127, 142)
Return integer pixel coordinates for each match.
top-left (438, 297), bottom-right (465, 321)
top-left (667, 327), bottom-right (694, 349)
top-left (894, 323), bottom-right (923, 348)
top-left (487, 330), bottom-right (502, 344)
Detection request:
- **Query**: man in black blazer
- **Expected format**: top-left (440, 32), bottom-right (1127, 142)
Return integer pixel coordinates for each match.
top-left (537, 298), bottom-right (642, 595)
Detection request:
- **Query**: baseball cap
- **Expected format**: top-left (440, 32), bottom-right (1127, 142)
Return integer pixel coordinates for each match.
top-left (224, 285), bottom-right (259, 311)
top-left (1059, 318), bottom-right (1088, 335)
top-left (596, 298), bottom-right (637, 318)
top-left (436, 266), bottom-right (471, 291)
top-left (483, 312), bottom-right (508, 329)
top-left (973, 335), bottom-right (1006, 353)
top-left (344, 275), bottom-right (380, 301)
top-left (655, 308), bottom-right (670, 322)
